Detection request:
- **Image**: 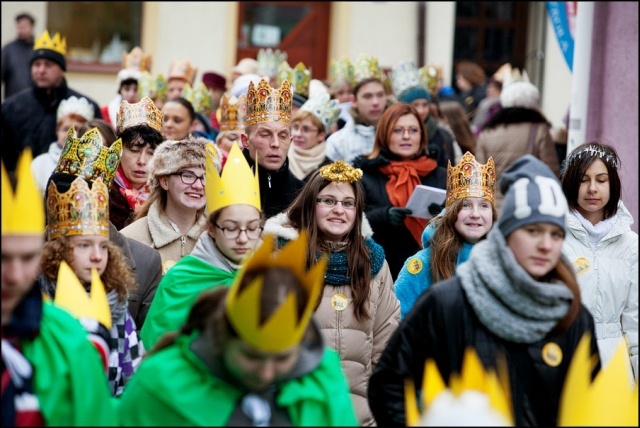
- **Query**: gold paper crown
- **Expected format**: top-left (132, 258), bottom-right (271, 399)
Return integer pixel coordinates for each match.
top-left (55, 127), bottom-right (122, 186)
top-left (122, 46), bottom-right (151, 72)
top-left (182, 82), bottom-right (213, 117)
top-left (168, 59), bottom-right (197, 85)
top-left (2, 149), bottom-right (45, 236)
top-left (116, 96), bottom-right (164, 135)
top-left (33, 30), bottom-right (66, 55)
top-left (225, 232), bottom-right (327, 352)
top-left (277, 61), bottom-right (312, 98)
top-left (445, 152), bottom-right (496, 207)
top-left (219, 94), bottom-right (247, 132)
top-left (329, 56), bottom-right (355, 86)
top-left (558, 334), bottom-right (638, 426)
top-left (245, 79), bottom-right (292, 126)
top-left (319, 160), bottom-right (362, 183)
top-left (46, 177), bottom-right (110, 240)
top-left (54, 261), bottom-right (112, 330)
top-left (206, 142), bottom-right (260, 213)
top-left (353, 53), bottom-right (385, 87)
top-left (406, 347), bottom-right (514, 426)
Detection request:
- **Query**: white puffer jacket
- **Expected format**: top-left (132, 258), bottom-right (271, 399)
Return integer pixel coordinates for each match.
top-left (562, 201), bottom-right (638, 386)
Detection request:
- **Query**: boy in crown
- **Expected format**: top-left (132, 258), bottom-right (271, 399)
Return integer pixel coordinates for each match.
top-left (1, 29), bottom-right (102, 177)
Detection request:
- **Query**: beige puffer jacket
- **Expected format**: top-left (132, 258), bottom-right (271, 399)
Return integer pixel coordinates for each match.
top-left (263, 212), bottom-right (400, 426)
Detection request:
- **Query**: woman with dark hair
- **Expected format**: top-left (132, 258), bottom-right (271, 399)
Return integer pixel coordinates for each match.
top-left (263, 160), bottom-right (400, 426)
top-left (352, 102), bottom-right (447, 280)
top-left (118, 234), bottom-right (358, 426)
top-left (560, 141), bottom-right (638, 386)
top-left (368, 155), bottom-right (600, 427)
top-left (454, 60), bottom-right (488, 120)
top-left (162, 97), bottom-right (197, 141)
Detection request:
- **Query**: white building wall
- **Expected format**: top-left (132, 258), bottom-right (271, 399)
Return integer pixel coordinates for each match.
top-left (541, 12), bottom-right (573, 128)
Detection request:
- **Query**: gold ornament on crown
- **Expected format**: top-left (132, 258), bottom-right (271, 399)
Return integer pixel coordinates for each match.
top-left (329, 56), bottom-right (355, 86)
top-left (55, 127), bottom-right (122, 186)
top-left (205, 142), bottom-right (259, 213)
top-left (33, 30), bottom-right (66, 55)
top-left (116, 96), bottom-right (164, 135)
top-left (219, 94), bottom-right (246, 132)
top-left (319, 160), bottom-right (362, 183)
top-left (225, 232), bottom-right (327, 353)
top-left (122, 46), bottom-right (151, 72)
top-left (420, 65), bottom-right (442, 99)
top-left (446, 152), bottom-right (496, 207)
top-left (2, 149), bottom-right (45, 236)
top-left (245, 79), bottom-right (292, 126)
top-left (277, 61), bottom-right (312, 98)
top-left (353, 53), bottom-right (385, 87)
top-left (46, 176), bottom-right (110, 240)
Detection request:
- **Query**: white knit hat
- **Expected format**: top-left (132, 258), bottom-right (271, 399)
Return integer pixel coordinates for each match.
top-left (500, 81), bottom-right (540, 110)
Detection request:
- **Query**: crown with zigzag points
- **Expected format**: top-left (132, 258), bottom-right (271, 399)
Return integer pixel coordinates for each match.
top-left (390, 61), bottom-right (424, 99)
top-left (245, 78), bottom-right (292, 126)
top-left (277, 61), bottom-right (312, 98)
top-left (329, 56), bottom-right (355, 86)
top-left (33, 30), bottom-right (66, 55)
top-left (122, 46), bottom-right (151, 72)
top-left (182, 82), bottom-right (213, 117)
top-left (353, 53), bottom-right (385, 87)
top-left (2, 149), bottom-right (45, 236)
top-left (219, 94), bottom-right (247, 132)
top-left (168, 59), bottom-right (197, 85)
top-left (405, 347), bottom-right (514, 426)
top-left (55, 127), bottom-right (122, 186)
top-left (205, 142), bottom-right (259, 213)
top-left (446, 152), bottom-right (496, 207)
top-left (299, 93), bottom-right (340, 133)
top-left (225, 232), bottom-right (327, 353)
top-left (116, 96), bottom-right (164, 135)
top-left (137, 72), bottom-right (168, 104)
top-left (257, 48), bottom-right (287, 79)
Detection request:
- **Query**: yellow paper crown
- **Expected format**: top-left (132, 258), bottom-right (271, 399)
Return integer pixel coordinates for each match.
top-left (219, 94), bottom-right (247, 132)
top-left (55, 127), bottom-right (122, 186)
top-left (445, 152), bottom-right (496, 207)
top-left (225, 232), bottom-right (327, 352)
top-left (46, 177), bottom-right (110, 240)
top-left (558, 334), bottom-right (638, 426)
top-left (122, 46), bottom-right (151, 72)
top-left (206, 142), bottom-right (260, 213)
top-left (277, 62), bottom-right (312, 98)
top-left (33, 30), bottom-right (67, 56)
top-left (406, 347), bottom-right (514, 426)
top-left (353, 53), bottom-right (386, 87)
top-left (116, 96), bottom-right (164, 135)
top-left (245, 79), bottom-right (293, 126)
top-left (168, 59), bottom-right (197, 85)
top-left (2, 149), bottom-right (45, 236)
top-left (54, 261), bottom-right (112, 330)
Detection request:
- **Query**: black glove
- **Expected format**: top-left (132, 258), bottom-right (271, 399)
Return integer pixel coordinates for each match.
top-left (427, 143), bottom-right (440, 161)
top-left (387, 207), bottom-right (412, 226)
top-left (428, 202), bottom-right (445, 217)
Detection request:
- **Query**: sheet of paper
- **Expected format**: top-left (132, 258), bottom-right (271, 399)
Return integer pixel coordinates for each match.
top-left (405, 185), bottom-right (447, 219)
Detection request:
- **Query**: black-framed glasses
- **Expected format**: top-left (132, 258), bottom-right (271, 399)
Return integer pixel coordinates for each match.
top-left (171, 171), bottom-right (205, 185)
top-left (215, 224), bottom-right (263, 240)
top-left (316, 197), bottom-right (356, 210)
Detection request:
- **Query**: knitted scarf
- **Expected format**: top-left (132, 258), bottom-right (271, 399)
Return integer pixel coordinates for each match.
top-left (323, 238), bottom-right (385, 286)
top-left (114, 167), bottom-right (150, 213)
top-left (288, 142), bottom-right (326, 181)
top-left (379, 155), bottom-right (438, 245)
top-left (457, 228), bottom-right (574, 343)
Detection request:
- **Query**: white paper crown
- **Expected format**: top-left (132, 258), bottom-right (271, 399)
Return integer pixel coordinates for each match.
top-left (299, 93), bottom-right (340, 133)
top-left (390, 61), bottom-right (424, 99)
top-left (57, 96), bottom-right (95, 122)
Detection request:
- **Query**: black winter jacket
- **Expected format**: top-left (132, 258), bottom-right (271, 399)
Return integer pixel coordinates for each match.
top-left (368, 277), bottom-right (600, 427)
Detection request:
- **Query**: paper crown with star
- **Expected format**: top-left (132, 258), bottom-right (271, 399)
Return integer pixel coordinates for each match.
top-left (225, 231), bottom-right (327, 353)
top-left (405, 347), bottom-right (514, 426)
top-left (257, 48), bottom-right (288, 79)
top-left (353, 53), bottom-right (386, 87)
top-left (329, 56), bottom-right (355, 86)
top-left (116, 96), bottom-right (164, 135)
top-left (205, 142), bottom-right (259, 213)
top-left (54, 127), bottom-right (122, 186)
top-left (390, 61), bottom-right (425, 99)
top-left (277, 61), bottom-right (312, 98)
top-left (446, 152), bottom-right (496, 207)
top-left (245, 78), bottom-right (293, 126)
top-left (46, 176), bottom-right (110, 241)
top-left (2, 149), bottom-right (45, 236)
top-left (219, 94), bottom-right (247, 132)
top-left (299, 93), bottom-right (341, 133)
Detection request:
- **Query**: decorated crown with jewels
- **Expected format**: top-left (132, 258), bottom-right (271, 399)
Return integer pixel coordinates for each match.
top-left (299, 93), bottom-right (340, 133)
top-left (446, 152), bottom-right (496, 207)
top-left (329, 56), bottom-right (355, 86)
top-left (277, 61), bottom-right (312, 98)
top-left (390, 61), bottom-right (424, 99)
top-left (219, 94), bottom-right (247, 132)
top-left (34, 30), bottom-right (66, 55)
top-left (257, 48), bottom-right (288, 79)
top-left (245, 78), bottom-right (292, 126)
top-left (353, 53), bottom-right (385, 87)
top-left (55, 127), bottom-right (122, 186)
top-left (46, 176), bottom-right (110, 240)
top-left (116, 96), bottom-right (163, 135)
top-left (225, 232), bottom-right (327, 352)
top-left (182, 82), bottom-right (213, 117)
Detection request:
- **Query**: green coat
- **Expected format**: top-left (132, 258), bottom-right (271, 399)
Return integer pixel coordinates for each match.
top-left (21, 302), bottom-right (116, 426)
top-left (117, 333), bottom-right (359, 426)
top-left (140, 254), bottom-right (237, 350)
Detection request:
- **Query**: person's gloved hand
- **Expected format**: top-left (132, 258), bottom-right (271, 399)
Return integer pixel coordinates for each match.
top-left (388, 207), bottom-right (412, 226)
top-left (428, 202), bottom-right (445, 217)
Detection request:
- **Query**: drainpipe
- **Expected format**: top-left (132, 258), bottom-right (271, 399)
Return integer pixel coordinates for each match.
top-left (567, 2), bottom-right (595, 155)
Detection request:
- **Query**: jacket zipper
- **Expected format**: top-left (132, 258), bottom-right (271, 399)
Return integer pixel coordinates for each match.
top-left (181, 236), bottom-right (186, 257)
top-left (267, 173), bottom-right (272, 189)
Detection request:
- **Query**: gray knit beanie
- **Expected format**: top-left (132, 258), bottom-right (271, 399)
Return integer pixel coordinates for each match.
top-left (497, 154), bottom-right (568, 237)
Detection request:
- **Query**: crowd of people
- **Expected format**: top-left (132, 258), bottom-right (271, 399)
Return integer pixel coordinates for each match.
top-left (1, 19), bottom-right (637, 427)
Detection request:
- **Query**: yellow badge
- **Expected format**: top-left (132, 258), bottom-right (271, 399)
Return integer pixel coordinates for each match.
top-left (407, 258), bottom-right (423, 275)
top-left (542, 342), bottom-right (563, 367)
top-left (162, 259), bottom-right (176, 274)
top-left (572, 257), bottom-right (591, 276)
top-left (331, 293), bottom-right (348, 311)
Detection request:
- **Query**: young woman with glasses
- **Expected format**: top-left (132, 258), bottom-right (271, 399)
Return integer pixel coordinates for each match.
top-left (140, 142), bottom-right (265, 350)
top-left (263, 160), bottom-right (400, 426)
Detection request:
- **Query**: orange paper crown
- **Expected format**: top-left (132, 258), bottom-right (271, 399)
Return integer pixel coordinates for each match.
top-left (46, 176), bottom-right (110, 240)
top-left (116, 96), bottom-right (163, 135)
top-left (219, 94), bottom-right (247, 132)
top-left (445, 152), bottom-right (496, 207)
top-left (245, 79), bottom-right (292, 126)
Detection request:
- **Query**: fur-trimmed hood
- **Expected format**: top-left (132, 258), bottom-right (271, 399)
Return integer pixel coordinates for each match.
top-left (263, 210), bottom-right (374, 241)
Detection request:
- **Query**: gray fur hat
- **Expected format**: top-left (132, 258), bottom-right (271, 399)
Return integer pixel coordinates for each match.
top-left (147, 137), bottom-right (221, 183)
top-left (497, 154), bottom-right (568, 237)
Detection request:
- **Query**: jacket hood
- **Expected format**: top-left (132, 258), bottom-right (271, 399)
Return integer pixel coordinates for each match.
top-left (263, 211), bottom-right (374, 240)
top-left (567, 200), bottom-right (634, 241)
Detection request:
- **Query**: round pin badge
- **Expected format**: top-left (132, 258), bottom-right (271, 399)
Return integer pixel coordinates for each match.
top-left (407, 258), bottom-right (423, 275)
top-left (162, 259), bottom-right (176, 274)
top-left (542, 342), bottom-right (563, 367)
top-left (331, 293), bottom-right (348, 311)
